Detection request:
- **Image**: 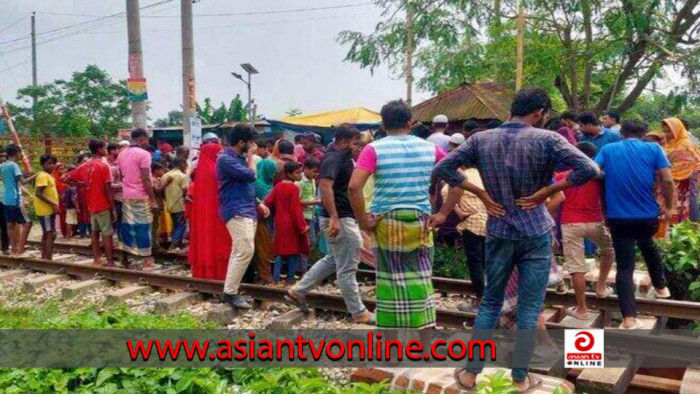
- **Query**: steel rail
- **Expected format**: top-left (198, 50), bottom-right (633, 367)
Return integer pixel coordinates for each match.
top-left (0, 255), bottom-right (472, 328)
top-left (27, 240), bottom-right (700, 321)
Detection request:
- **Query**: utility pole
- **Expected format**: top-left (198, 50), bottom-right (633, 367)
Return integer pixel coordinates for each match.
top-left (515, 2), bottom-right (525, 91)
top-left (181, 0), bottom-right (195, 148)
top-left (405, 0), bottom-right (414, 107)
top-left (126, 0), bottom-right (148, 130)
top-left (31, 12), bottom-right (37, 110)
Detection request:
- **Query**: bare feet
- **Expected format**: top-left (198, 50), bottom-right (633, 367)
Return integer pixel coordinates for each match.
top-left (141, 257), bottom-right (155, 271)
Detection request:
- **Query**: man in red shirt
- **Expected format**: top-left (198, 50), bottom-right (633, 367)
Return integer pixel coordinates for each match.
top-left (67, 140), bottom-right (116, 266)
top-left (555, 141), bottom-right (615, 320)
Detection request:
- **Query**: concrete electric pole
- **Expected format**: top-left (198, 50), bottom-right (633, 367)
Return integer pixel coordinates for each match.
top-left (405, 0), bottom-right (414, 107)
top-left (181, 0), bottom-right (196, 148)
top-left (31, 12), bottom-right (37, 110)
top-left (126, 0), bottom-right (148, 130)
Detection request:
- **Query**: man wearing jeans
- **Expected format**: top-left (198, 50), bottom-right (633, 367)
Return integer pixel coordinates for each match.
top-left (595, 120), bottom-right (674, 329)
top-left (217, 124), bottom-right (270, 310)
top-left (433, 87), bottom-right (598, 392)
top-left (286, 126), bottom-right (374, 324)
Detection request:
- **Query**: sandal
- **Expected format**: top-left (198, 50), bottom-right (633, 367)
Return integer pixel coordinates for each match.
top-left (453, 368), bottom-right (477, 392)
top-left (555, 283), bottom-right (568, 295)
top-left (564, 306), bottom-right (588, 320)
top-left (516, 373), bottom-right (543, 394)
top-left (618, 320), bottom-right (646, 329)
top-left (595, 286), bottom-right (614, 299)
top-left (284, 288), bottom-right (310, 314)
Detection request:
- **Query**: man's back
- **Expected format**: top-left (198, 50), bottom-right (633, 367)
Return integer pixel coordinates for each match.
top-left (427, 132), bottom-right (450, 151)
top-left (435, 122), bottom-right (597, 239)
top-left (595, 139), bottom-right (670, 219)
top-left (118, 147), bottom-right (151, 200)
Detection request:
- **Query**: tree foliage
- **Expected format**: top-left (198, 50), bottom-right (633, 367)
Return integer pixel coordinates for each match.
top-left (338, 0), bottom-right (700, 113)
top-left (7, 65), bottom-right (130, 137)
top-left (154, 94), bottom-right (248, 126)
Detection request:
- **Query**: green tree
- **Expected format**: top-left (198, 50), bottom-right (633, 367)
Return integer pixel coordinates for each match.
top-left (338, 0), bottom-right (700, 113)
top-left (7, 65), bottom-right (130, 137)
top-left (153, 110), bottom-right (183, 127)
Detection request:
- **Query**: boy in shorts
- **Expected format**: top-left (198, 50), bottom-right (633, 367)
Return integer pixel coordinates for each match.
top-left (1, 144), bottom-right (36, 256)
top-left (67, 140), bottom-right (115, 266)
top-left (34, 154), bottom-right (59, 260)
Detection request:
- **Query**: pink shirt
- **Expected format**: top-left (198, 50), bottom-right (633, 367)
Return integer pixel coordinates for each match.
top-left (117, 146), bottom-right (152, 200)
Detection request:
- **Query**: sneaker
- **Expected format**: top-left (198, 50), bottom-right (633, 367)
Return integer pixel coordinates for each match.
top-left (222, 293), bottom-right (252, 309)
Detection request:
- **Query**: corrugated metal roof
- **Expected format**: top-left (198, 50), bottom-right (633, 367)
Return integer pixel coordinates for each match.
top-left (412, 81), bottom-right (513, 122)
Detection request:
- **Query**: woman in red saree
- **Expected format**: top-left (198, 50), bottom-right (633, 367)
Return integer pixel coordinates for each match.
top-left (188, 143), bottom-right (231, 280)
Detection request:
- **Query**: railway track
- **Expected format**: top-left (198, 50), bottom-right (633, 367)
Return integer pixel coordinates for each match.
top-left (7, 240), bottom-right (700, 393)
top-left (30, 240), bottom-right (700, 322)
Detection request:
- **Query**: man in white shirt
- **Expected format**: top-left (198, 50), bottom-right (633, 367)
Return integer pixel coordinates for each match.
top-left (427, 114), bottom-right (451, 151)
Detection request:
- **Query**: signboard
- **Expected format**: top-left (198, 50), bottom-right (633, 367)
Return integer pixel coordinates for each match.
top-left (190, 116), bottom-right (202, 149)
top-left (127, 78), bottom-right (148, 102)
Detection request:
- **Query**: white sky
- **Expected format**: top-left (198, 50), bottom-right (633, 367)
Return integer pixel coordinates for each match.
top-left (0, 0), bottom-right (431, 122)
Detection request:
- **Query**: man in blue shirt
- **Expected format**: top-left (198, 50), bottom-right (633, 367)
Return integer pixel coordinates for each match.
top-left (217, 124), bottom-right (270, 309)
top-left (595, 120), bottom-right (674, 329)
top-left (602, 110), bottom-right (622, 135)
top-left (579, 112), bottom-right (621, 152)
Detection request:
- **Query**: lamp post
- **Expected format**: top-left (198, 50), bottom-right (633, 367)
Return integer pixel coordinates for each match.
top-left (231, 63), bottom-right (259, 125)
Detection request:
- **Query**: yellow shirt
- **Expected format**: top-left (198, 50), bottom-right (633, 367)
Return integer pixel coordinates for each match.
top-left (441, 168), bottom-right (487, 237)
top-left (34, 171), bottom-right (58, 216)
top-left (163, 169), bottom-right (188, 213)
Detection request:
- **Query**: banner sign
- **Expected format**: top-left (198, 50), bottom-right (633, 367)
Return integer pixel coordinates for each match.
top-left (188, 77), bottom-right (197, 110)
top-left (190, 116), bottom-right (202, 148)
top-left (127, 78), bottom-right (148, 102)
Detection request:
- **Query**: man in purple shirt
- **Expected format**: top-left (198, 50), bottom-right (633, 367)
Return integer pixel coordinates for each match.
top-left (432, 87), bottom-right (598, 392)
top-left (217, 124), bottom-right (270, 310)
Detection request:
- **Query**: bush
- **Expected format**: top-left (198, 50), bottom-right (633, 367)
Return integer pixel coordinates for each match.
top-left (433, 245), bottom-right (468, 279)
top-left (657, 221), bottom-right (700, 302)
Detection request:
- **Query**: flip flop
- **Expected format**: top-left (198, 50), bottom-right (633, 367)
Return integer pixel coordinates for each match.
top-left (284, 289), bottom-right (310, 314)
top-left (452, 368), bottom-right (477, 392)
top-left (618, 320), bottom-right (646, 329)
top-left (555, 283), bottom-right (568, 295)
top-left (564, 306), bottom-right (589, 320)
top-left (596, 286), bottom-right (614, 299)
top-left (517, 373), bottom-right (543, 394)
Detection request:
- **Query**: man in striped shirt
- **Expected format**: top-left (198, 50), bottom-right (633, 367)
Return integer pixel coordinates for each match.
top-left (433, 87), bottom-right (598, 392)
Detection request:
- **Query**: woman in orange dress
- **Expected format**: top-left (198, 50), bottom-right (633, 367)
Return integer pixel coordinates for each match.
top-left (662, 117), bottom-right (700, 223)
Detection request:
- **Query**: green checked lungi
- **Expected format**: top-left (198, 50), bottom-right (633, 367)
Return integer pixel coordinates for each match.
top-left (373, 209), bottom-right (436, 329)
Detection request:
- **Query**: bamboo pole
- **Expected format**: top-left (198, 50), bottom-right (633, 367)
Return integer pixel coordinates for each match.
top-left (0, 94), bottom-right (32, 173)
top-left (515, 2), bottom-right (525, 91)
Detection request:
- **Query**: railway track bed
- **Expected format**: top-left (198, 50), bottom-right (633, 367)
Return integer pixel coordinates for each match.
top-left (5, 239), bottom-right (700, 393)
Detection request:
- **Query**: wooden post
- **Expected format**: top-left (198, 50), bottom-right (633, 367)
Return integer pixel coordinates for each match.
top-left (0, 95), bottom-right (32, 172)
top-left (515, 2), bottom-right (525, 91)
top-left (405, 0), bottom-right (414, 106)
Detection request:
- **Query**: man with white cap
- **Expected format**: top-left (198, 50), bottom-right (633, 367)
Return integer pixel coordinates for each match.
top-left (448, 133), bottom-right (465, 152)
top-left (428, 114), bottom-right (451, 151)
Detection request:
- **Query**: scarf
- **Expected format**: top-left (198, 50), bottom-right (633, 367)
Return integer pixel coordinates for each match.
top-left (662, 117), bottom-right (700, 180)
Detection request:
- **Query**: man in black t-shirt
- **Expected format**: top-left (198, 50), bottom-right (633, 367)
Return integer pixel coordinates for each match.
top-left (286, 126), bottom-right (374, 324)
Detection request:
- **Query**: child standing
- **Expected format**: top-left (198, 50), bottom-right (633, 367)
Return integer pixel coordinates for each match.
top-left (64, 185), bottom-right (79, 239)
top-left (1, 144), bottom-right (35, 256)
top-left (162, 158), bottom-right (189, 252)
top-left (263, 162), bottom-right (309, 284)
top-left (34, 154), bottom-right (59, 260)
top-left (296, 157), bottom-right (320, 274)
top-left (151, 163), bottom-right (167, 252)
top-left (67, 140), bottom-right (115, 266)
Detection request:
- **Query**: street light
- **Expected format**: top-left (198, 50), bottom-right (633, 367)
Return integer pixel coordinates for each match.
top-left (231, 63), bottom-right (259, 125)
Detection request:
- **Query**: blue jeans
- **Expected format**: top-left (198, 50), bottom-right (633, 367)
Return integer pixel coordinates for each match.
top-left (274, 255), bottom-right (299, 283)
top-left (466, 233), bottom-right (551, 382)
top-left (170, 211), bottom-right (186, 247)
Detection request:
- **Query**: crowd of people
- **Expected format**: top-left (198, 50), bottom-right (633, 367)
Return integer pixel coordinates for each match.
top-left (1, 86), bottom-right (698, 391)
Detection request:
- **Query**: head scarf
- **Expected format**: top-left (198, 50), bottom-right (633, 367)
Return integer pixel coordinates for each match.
top-left (662, 117), bottom-right (700, 180)
top-left (555, 127), bottom-right (578, 145)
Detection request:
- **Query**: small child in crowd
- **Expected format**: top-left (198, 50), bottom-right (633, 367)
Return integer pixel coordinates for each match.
top-left (296, 157), bottom-right (321, 274)
top-left (263, 161), bottom-right (310, 284)
top-left (34, 154), bottom-right (59, 260)
top-left (151, 162), bottom-right (167, 252)
top-left (64, 185), bottom-right (79, 239)
top-left (162, 158), bottom-right (189, 253)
